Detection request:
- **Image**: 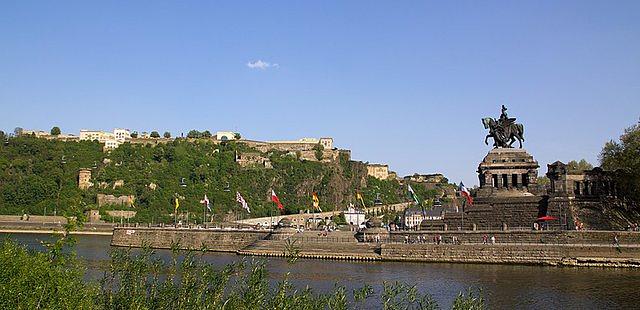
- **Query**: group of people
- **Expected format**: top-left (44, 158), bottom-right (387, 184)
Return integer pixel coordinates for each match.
top-left (481, 234), bottom-right (496, 245)
top-left (627, 223), bottom-right (640, 231)
top-left (401, 235), bottom-right (463, 245)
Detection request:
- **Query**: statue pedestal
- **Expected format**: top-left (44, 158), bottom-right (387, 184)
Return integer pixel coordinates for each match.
top-left (476, 148), bottom-right (543, 197)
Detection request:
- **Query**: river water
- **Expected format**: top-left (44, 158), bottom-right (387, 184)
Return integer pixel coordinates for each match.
top-left (4, 233), bottom-right (640, 309)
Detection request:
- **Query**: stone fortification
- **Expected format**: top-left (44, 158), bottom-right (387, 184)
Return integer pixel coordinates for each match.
top-left (97, 194), bottom-right (135, 207)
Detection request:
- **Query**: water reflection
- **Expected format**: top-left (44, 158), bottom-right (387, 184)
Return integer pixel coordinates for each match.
top-left (3, 233), bottom-right (639, 309)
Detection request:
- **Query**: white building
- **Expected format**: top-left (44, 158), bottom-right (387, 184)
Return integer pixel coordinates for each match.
top-left (343, 206), bottom-right (366, 227)
top-left (80, 128), bottom-right (132, 151)
top-left (113, 128), bottom-right (131, 142)
top-left (215, 131), bottom-right (238, 141)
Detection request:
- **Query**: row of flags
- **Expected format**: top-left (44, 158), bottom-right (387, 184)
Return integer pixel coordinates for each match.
top-left (173, 190), bottom-right (288, 214)
top-left (171, 182), bottom-right (474, 214)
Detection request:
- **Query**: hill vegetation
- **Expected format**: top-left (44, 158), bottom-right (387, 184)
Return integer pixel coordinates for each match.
top-left (0, 136), bottom-right (451, 223)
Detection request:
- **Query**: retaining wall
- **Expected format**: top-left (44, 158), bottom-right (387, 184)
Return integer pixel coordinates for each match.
top-left (388, 230), bottom-right (640, 245)
top-left (111, 227), bottom-right (270, 252)
top-left (381, 243), bottom-right (640, 267)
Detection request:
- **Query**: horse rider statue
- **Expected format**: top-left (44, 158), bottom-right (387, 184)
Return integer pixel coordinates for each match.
top-left (482, 105), bottom-right (525, 148)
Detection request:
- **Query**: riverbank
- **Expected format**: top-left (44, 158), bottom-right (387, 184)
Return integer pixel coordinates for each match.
top-left (110, 227), bottom-right (640, 268)
top-left (0, 229), bottom-right (112, 236)
top-left (0, 216), bottom-right (115, 235)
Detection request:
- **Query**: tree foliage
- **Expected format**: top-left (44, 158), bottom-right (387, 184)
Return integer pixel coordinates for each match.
top-left (50, 126), bottom-right (61, 136)
top-left (600, 120), bottom-right (640, 202)
top-left (150, 131), bottom-right (160, 138)
top-left (163, 131), bottom-right (171, 139)
top-left (567, 159), bottom-right (593, 171)
top-left (0, 136), bottom-right (422, 222)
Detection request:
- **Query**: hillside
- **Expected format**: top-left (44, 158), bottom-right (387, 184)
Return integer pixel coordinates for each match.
top-left (0, 136), bottom-right (454, 223)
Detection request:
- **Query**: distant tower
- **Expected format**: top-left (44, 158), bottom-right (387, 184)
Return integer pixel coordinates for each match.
top-left (78, 168), bottom-right (93, 189)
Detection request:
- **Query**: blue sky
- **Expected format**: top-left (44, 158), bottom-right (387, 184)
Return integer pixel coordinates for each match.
top-left (1, 1), bottom-right (639, 185)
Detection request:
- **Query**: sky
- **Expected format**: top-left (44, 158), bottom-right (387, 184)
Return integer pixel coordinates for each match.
top-left (1, 1), bottom-right (639, 185)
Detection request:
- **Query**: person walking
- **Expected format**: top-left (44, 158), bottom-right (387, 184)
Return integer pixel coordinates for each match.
top-left (490, 235), bottom-right (496, 245)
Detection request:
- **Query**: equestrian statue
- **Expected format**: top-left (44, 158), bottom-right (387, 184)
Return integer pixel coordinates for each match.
top-left (482, 105), bottom-right (525, 148)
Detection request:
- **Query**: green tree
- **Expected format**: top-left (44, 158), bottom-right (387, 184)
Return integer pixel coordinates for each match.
top-left (567, 159), bottom-right (593, 171)
top-left (234, 132), bottom-right (241, 140)
top-left (130, 131), bottom-right (139, 138)
top-left (600, 120), bottom-right (640, 202)
top-left (13, 127), bottom-right (23, 136)
top-left (201, 130), bottom-right (212, 138)
top-left (50, 126), bottom-right (61, 136)
top-left (150, 131), bottom-right (160, 138)
top-left (314, 143), bottom-right (323, 161)
top-left (163, 131), bottom-right (171, 139)
top-left (187, 130), bottom-right (201, 138)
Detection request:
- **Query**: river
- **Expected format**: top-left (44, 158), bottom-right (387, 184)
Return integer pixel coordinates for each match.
top-left (3, 233), bottom-right (640, 309)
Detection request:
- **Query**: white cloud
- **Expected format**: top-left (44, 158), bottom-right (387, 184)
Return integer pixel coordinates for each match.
top-left (246, 60), bottom-right (279, 70)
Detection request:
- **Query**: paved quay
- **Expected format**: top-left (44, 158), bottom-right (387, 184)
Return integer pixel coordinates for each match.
top-left (109, 227), bottom-right (640, 267)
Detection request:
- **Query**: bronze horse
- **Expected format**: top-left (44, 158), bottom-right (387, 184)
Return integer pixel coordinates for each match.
top-left (482, 117), bottom-right (525, 148)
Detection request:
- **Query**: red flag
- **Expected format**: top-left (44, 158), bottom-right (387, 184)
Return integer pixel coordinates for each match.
top-left (458, 182), bottom-right (473, 206)
top-left (271, 190), bottom-right (284, 211)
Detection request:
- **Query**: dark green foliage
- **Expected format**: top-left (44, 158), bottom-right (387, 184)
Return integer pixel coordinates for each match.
top-left (0, 136), bottom-right (414, 221)
top-left (601, 121), bottom-right (640, 203)
top-left (314, 143), bottom-right (323, 161)
top-left (150, 131), bottom-right (160, 138)
top-left (567, 159), bottom-right (593, 171)
top-left (50, 126), bottom-right (61, 136)
top-left (0, 239), bottom-right (97, 309)
top-left (130, 131), bottom-right (139, 138)
top-left (332, 213), bottom-right (347, 226)
top-left (163, 131), bottom-right (171, 139)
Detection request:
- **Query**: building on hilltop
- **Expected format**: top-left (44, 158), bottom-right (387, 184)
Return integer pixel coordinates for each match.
top-left (367, 164), bottom-right (391, 180)
top-left (215, 131), bottom-right (238, 141)
top-left (80, 128), bottom-right (132, 151)
top-left (404, 173), bottom-right (446, 184)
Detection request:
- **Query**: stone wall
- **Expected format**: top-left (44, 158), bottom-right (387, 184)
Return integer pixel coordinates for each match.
top-left (110, 227), bottom-right (270, 252)
top-left (97, 194), bottom-right (134, 207)
top-left (439, 196), bottom-right (545, 230)
top-left (388, 230), bottom-right (640, 245)
top-left (380, 243), bottom-right (640, 267)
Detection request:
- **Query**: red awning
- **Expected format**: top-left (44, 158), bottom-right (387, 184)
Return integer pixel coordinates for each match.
top-left (536, 215), bottom-right (558, 221)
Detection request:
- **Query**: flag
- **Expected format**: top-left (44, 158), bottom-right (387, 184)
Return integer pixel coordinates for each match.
top-left (271, 190), bottom-right (284, 211)
top-left (312, 192), bottom-right (322, 212)
top-left (459, 182), bottom-right (473, 206)
top-left (174, 197), bottom-right (180, 212)
top-left (236, 192), bottom-right (250, 213)
top-left (356, 192), bottom-right (366, 209)
top-left (407, 184), bottom-right (420, 205)
top-left (200, 194), bottom-right (211, 212)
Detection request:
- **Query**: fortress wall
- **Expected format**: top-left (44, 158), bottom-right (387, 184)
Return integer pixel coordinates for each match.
top-left (111, 227), bottom-right (270, 252)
